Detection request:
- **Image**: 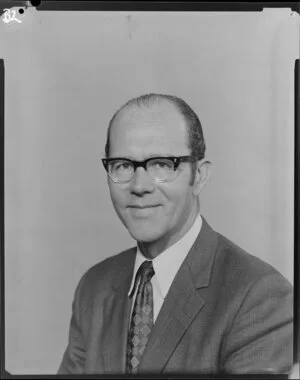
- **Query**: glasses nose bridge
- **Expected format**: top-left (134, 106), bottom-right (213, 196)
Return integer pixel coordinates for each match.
top-left (130, 160), bottom-right (154, 189)
top-left (132, 160), bottom-right (148, 173)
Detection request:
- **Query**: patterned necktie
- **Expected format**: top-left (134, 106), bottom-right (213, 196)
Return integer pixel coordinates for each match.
top-left (127, 260), bottom-right (155, 374)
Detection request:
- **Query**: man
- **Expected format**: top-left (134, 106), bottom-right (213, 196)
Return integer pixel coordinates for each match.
top-left (58, 93), bottom-right (293, 375)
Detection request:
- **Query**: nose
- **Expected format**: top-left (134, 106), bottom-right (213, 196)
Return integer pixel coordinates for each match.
top-left (129, 167), bottom-right (155, 195)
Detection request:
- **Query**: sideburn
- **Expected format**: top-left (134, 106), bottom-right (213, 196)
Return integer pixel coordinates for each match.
top-left (189, 162), bottom-right (197, 186)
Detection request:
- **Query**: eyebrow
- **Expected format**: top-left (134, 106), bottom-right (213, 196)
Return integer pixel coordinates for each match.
top-left (112, 154), bottom-right (177, 160)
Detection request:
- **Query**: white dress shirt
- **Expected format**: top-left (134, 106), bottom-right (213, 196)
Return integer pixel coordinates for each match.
top-left (128, 214), bottom-right (202, 323)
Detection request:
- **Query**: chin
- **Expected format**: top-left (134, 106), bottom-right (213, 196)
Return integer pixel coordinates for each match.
top-left (126, 223), bottom-right (164, 243)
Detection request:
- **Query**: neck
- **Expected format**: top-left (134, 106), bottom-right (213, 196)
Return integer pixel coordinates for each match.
top-left (138, 207), bottom-right (199, 259)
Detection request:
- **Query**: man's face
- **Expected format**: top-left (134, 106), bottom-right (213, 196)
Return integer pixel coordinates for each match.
top-left (107, 101), bottom-right (200, 248)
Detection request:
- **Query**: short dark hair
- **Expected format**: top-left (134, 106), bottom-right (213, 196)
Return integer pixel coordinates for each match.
top-left (105, 93), bottom-right (206, 159)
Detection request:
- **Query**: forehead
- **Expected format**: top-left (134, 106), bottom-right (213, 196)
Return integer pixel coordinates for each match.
top-left (109, 101), bottom-right (189, 157)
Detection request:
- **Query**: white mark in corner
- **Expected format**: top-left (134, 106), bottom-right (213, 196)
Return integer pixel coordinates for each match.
top-left (2, 8), bottom-right (22, 24)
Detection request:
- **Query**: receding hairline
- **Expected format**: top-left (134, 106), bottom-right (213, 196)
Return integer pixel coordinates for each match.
top-left (105, 93), bottom-right (206, 163)
top-left (109, 96), bottom-right (188, 133)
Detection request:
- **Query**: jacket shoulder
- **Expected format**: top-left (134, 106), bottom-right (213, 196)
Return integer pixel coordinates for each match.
top-left (75, 246), bottom-right (136, 295)
top-left (214, 232), bottom-right (292, 289)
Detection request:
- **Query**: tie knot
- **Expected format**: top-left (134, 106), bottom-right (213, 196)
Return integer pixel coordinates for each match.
top-left (129, 260), bottom-right (155, 299)
top-left (139, 260), bottom-right (155, 282)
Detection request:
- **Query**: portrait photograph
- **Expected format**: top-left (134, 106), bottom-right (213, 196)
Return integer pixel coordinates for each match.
top-left (1, 1), bottom-right (299, 377)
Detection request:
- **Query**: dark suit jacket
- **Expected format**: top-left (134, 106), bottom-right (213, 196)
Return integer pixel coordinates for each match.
top-left (58, 218), bottom-right (293, 375)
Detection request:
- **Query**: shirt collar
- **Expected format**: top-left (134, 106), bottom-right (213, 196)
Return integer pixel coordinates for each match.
top-left (128, 214), bottom-right (202, 298)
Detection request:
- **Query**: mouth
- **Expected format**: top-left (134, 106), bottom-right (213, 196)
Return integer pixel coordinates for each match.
top-left (128, 205), bottom-right (160, 209)
top-left (127, 205), bottom-right (161, 218)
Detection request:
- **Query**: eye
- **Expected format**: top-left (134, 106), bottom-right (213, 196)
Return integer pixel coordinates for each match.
top-left (156, 162), bottom-right (168, 168)
top-left (118, 162), bottom-right (131, 169)
top-left (151, 159), bottom-right (173, 169)
top-left (111, 161), bottom-right (132, 171)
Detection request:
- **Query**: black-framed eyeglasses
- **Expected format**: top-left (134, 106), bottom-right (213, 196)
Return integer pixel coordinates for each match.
top-left (102, 155), bottom-right (198, 183)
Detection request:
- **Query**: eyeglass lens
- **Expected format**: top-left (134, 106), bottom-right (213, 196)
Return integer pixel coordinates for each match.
top-left (108, 158), bottom-right (176, 182)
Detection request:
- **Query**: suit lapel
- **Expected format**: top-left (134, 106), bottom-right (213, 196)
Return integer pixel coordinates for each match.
top-left (101, 248), bottom-right (136, 374)
top-left (138, 263), bottom-right (205, 373)
top-left (138, 217), bottom-right (218, 373)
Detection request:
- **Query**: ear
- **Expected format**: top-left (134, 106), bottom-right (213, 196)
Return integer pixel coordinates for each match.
top-left (192, 159), bottom-right (212, 196)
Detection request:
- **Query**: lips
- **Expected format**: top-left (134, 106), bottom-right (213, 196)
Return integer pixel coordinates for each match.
top-left (128, 205), bottom-right (159, 209)
top-left (127, 205), bottom-right (160, 218)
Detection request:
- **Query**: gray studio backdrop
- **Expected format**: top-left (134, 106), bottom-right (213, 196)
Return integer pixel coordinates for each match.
top-left (2, 8), bottom-right (298, 374)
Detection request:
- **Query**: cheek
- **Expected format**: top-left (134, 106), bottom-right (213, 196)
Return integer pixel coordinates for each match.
top-left (108, 183), bottom-right (127, 211)
top-left (160, 183), bottom-right (194, 220)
